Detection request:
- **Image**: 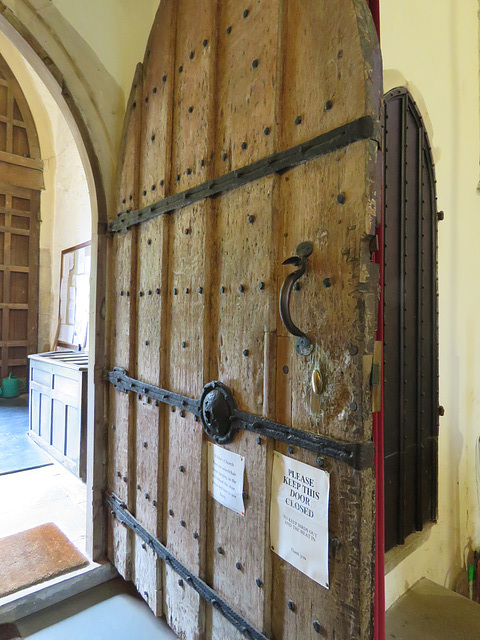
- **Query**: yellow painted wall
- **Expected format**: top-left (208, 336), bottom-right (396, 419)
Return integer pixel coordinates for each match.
top-left (381, 0), bottom-right (480, 607)
top-left (51, 0), bottom-right (158, 100)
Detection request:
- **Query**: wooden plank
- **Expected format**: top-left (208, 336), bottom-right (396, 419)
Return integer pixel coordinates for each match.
top-left (271, 447), bottom-right (375, 639)
top-left (160, 2), bottom-right (217, 634)
top-left (0, 162), bottom-right (44, 190)
top-left (138, 0), bottom-right (176, 207)
top-left (107, 64), bottom-right (143, 581)
top-left (130, 0), bottom-right (176, 616)
top-left (0, 150), bottom-right (43, 170)
top-left (215, 0), bottom-right (279, 174)
top-left (132, 216), bottom-right (167, 616)
top-left (163, 201), bottom-right (210, 639)
top-left (275, 141), bottom-right (378, 443)
top-left (27, 190), bottom-right (39, 359)
top-left (170, 0), bottom-right (217, 194)
top-left (278, 0), bottom-right (379, 151)
top-left (206, 178), bottom-right (278, 639)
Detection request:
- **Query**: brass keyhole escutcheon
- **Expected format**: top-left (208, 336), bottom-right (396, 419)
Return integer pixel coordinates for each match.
top-left (311, 369), bottom-right (323, 396)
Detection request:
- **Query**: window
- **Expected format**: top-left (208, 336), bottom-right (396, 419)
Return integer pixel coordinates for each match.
top-left (383, 87), bottom-right (440, 552)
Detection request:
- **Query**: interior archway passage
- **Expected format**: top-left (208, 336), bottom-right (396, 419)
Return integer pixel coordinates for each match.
top-left (0, 54), bottom-right (43, 382)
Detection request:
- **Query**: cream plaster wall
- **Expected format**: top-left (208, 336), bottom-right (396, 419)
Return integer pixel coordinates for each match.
top-left (381, 0), bottom-right (480, 608)
top-left (51, 0), bottom-right (158, 101)
top-left (0, 31), bottom-right (91, 350)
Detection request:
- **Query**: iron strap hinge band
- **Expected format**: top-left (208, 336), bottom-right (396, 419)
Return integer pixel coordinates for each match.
top-left (107, 368), bottom-right (374, 470)
top-left (106, 493), bottom-right (270, 640)
top-left (109, 115), bottom-right (377, 235)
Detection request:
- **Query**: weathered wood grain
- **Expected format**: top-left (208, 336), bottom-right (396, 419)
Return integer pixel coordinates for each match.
top-left (107, 65), bottom-right (142, 580)
top-left (215, 0), bottom-right (279, 174)
top-left (108, 1), bottom-right (381, 638)
top-left (275, 141), bottom-right (378, 443)
top-left (132, 217), bottom-right (166, 615)
top-left (139, 0), bottom-right (176, 205)
top-left (170, 0), bottom-right (217, 194)
top-left (162, 201), bottom-right (209, 639)
top-left (206, 178), bottom-right (278, 638)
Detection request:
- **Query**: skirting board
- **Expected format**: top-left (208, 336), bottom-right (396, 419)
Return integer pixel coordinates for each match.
top-left (0, 562), bottom-right (117, 624)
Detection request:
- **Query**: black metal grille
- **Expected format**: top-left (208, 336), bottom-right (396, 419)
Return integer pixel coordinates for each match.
top-left (383, 88), bottom-right (439, 551)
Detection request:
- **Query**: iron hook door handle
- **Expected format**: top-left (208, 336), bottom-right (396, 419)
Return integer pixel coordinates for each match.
top-left (279, 241), bottom-right (314, 356)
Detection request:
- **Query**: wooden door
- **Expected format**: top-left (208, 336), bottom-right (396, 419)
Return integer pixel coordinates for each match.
top-left (106, 2), bottom-right (382, 638)
top-left (0, 184), bottom-right (40, 381)
top-left (0, 55), bottom-right (42, 382)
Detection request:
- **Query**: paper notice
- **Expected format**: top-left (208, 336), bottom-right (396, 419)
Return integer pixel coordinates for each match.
top-left (208, 442), bottom-right (245, 515)
top-left (60, 277), bottom-right (68, 300)
top-left (60, 300), bottom-right (67, 324)
top-left (58, 325), bottom-right (68, 342)
top-left (62, 254), bottom-right (70, 277)
top-left (68, 302), bottom-right (76, 325)
top-left (69, 286), bottom-right (76, 301)
top-left (270, 452), bottom-right (330, 588)
top-left (77, 247), bottom-right (86, 273)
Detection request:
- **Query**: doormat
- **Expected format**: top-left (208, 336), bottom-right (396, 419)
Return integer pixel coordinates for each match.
top-left (0, 523), bottom-right (88, 598)
top-left (0, 397), bottom-right (53, 476)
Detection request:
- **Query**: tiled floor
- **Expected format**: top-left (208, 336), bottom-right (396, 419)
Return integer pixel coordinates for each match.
top-left (0, 461), bottom-right (87, 556)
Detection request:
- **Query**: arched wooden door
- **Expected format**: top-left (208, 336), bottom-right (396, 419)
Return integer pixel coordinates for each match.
top-left (0, 55), bottom-right (42, 383)
top-left (106, 1), bottom-right (382, 638)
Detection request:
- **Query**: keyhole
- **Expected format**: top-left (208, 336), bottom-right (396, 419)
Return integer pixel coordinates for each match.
top-left (205, 410), bottom-right (212, 424)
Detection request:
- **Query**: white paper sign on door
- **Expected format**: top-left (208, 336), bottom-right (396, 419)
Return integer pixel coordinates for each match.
top-left (208, 442), bottom-right (245, 516)
top-left (270, 451), bottom-right (330, 588)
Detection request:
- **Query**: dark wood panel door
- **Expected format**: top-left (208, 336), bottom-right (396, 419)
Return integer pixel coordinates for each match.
top-left (0, 183), bottom-right (40, 382)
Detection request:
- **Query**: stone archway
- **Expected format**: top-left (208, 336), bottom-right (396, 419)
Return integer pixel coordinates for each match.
top-left (0, 3), bottom-right (119, 560)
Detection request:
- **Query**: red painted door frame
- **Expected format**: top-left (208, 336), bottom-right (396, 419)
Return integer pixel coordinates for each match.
top-left (366, 2), bottom-right (385, 639)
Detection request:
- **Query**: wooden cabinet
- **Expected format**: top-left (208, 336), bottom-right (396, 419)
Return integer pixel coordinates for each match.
top-left (28, 351), bottom-right (88, 480)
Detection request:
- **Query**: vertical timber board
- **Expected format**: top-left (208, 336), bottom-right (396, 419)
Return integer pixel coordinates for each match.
top-left (215, 0), bottom-right (280, 173)
top-left (163, 2), bottom-right (216, 634)
top-left (206, 178), bottom-right (278, 640)
top-left (26, 189), bottom-right (39, 361)
top-left (133, 216), bottom-right (166, 616)
top-left (269, 0), bottom-right (381, 631)
top-left (133, 0), bottom-right (176, 609)
top-left (278, 0), bottom-right (381, 151)
top-left (276, 143), bottom-right (378, 443)
top-left (271, 448), bottom-right (374, 639)
top-left (138, 0), bottom-right (176, 205)
top-left (206, 7), bottom-right (280, 635)
top-left (170, 0), bottom-right (217, 194)
top-left (163, 202), bottom-right (210, 639)
top-left (107, 65), bottom-right (143, 580)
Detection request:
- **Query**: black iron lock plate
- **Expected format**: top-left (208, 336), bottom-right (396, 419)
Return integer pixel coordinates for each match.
top-left (108, 368), bottom-right (374, 470)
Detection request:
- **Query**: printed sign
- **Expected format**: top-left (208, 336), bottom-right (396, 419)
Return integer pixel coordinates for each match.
top-left (208, 442), bottom-right (245, 516)
top-left (270, 452), bottom-right (330, 588)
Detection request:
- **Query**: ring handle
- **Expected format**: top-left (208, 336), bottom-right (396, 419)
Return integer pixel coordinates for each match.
top-left (279, 241), bottom-right (314, 356)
